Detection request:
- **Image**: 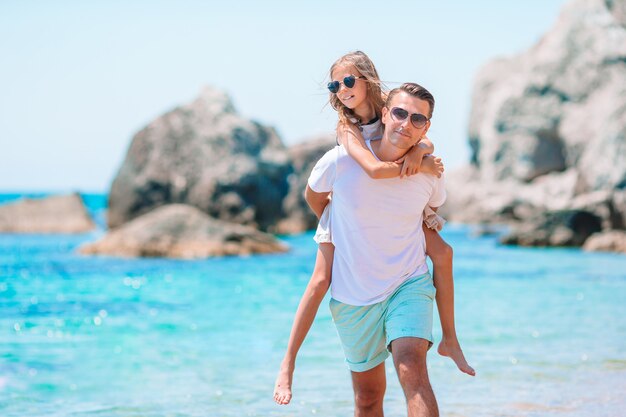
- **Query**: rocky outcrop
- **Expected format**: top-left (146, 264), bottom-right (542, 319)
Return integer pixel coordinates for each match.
top-left (500, 209), bottom-right (602, 247)
top-left (108, 87), bottom-right (292, 232)
top-left (467, 0), bottom-right (626, 189)
top-left (0, 194), bottom-right (95, 233)
top-left (444, 0), bottom-right (626, 249)
top-left (583, 230), bottom-right (626, 253)
top-left (276, 134), bottom-right (335, 234)
top-left (101, 83), bottom-right (343, 257)
top-left (81, 204), bottom-right (288, 259)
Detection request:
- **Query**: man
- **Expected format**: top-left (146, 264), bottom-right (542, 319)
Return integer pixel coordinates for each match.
top-left (305, 83), bottom-right (445, 417)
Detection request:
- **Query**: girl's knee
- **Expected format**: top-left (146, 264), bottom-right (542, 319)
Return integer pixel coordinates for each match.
top-left (429, 242), bottom-right (453, 263)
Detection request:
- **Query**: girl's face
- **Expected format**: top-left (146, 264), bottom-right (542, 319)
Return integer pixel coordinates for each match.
top-left (331, 64), bottom-right (368, 111)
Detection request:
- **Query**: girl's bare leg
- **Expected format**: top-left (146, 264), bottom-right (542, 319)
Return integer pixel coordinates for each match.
top-left (274, 242), bottom-right (334, 404)
top-left (423, 225), bottom-right (475, 376)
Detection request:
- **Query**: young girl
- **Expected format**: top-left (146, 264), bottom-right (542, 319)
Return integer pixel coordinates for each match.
top-left (274, 51), bottom-right (474, 406)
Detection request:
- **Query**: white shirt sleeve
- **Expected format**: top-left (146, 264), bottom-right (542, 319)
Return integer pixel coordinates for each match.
top-left (307, 147), bottom-right (338, 193)
top-left (428, 173), bottom-right (447, 208)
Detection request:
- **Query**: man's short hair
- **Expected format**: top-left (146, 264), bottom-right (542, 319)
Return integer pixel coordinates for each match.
top-left (385, 83), bottom-right (435, 118)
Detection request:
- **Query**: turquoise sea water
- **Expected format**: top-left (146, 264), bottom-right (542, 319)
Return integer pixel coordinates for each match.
top-left (1, 193), bottom-right (625, 417)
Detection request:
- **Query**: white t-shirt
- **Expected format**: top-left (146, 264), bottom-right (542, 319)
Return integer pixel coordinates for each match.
top-left (307, 141), bottom-right (446, 306)
top-left (360, 119), bottom-right (383, 141)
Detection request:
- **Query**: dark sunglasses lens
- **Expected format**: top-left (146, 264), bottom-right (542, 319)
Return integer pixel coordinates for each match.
top-left (391, 107), bottom-right (409, 120)
top-left (343, 75), bottom-right (356, 88)
top-left (411, 114), bottom-right (428, 127)
top-left (327, 81), bottom-right (340, 93)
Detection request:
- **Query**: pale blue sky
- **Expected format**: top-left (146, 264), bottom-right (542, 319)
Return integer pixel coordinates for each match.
top-left (0, 0), bottom-right (569, 192)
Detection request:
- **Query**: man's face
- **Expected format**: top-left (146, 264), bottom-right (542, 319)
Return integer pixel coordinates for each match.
top-left (381, 92), bottom-right (431, 150)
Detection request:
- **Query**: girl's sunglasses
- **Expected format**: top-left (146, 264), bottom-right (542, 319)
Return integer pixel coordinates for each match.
top-left (327, 75), bottom-right (365, 93)
top-left (390, 107), bottom-right (430, 129)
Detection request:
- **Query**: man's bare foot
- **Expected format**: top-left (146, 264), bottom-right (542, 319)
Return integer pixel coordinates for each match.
top-left (438, 338), bottom-right (476, 376)
top-left (273, 365), bottom-right (294, 405)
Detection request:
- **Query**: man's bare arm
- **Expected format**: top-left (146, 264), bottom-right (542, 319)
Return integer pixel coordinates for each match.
top-left (304, 185), bottom-right (331, 219)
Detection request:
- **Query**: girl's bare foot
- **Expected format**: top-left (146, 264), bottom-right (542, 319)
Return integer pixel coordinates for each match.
top-left (438, 337), bottom-right (475, 376)
top-left (420, 155), bottom-right (444, 178)
top-left (273, 364), bottom-right (294, 405)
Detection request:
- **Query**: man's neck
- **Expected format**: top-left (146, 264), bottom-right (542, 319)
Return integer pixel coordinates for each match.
top-left (369, 138), bottom-right (408, 162)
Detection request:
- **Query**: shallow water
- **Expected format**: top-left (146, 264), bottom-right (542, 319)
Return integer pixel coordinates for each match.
top-left (1, 194), bottom-right (625, 416)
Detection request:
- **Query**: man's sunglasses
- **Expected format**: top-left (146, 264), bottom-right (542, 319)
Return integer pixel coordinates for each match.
top-left (327, 75), bottom-right (365, 93)
top-left (389, 107), bottom-right (430, 129)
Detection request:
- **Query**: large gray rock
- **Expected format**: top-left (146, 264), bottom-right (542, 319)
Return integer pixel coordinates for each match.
top-left (500, 209), bottom-right (602, 247)
top-left (468, 0), bottom-right (626, 188)
top-left (583, 230), bottom-right (626, 253)
top-left (276, 134), bottom-right (335, 234)
top-left (81, 204), bottom-right (288, 259)
top-left (108, 86), bottom-right (292, 232)
top-left (0, 194), bottom-right (95, 234)
top-left (445, 0), bottom-right (626, 250)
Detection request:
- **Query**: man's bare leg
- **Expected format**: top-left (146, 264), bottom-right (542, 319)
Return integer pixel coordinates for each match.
top-left (423, 226), bottom-right (475, 376)
top-left (391, 337), bottom-right (438, 417)
top-left (274, 243), bottom-right (334, 404)
top-left (351, 362), bottom-right (386, 417)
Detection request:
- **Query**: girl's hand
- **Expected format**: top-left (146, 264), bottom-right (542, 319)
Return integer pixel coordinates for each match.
top-left (396, 144), bottom-right (426, 178)
top-left (420, 155), bottom-right (444, 178)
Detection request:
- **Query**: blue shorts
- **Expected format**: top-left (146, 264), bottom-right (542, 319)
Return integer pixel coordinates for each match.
top-left (329, 273), bottom-right (436, 372)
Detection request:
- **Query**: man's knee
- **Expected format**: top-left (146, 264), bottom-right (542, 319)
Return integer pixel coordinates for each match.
top-left (352, 365), bottom-right (386, 411)
top-left (354, 386), bottom-right (384, 409)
